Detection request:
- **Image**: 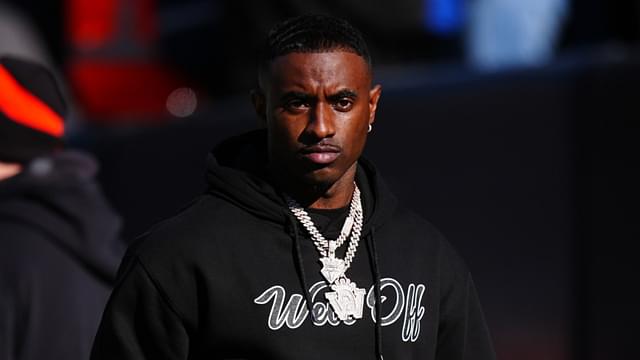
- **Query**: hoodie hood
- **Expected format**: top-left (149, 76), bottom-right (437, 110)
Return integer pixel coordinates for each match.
top-left (205, 129), bottom-right (397, 231)
top-left (0, 150), bottom-right (123, 283)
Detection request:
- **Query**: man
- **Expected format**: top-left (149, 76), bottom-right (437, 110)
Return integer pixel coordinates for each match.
top-left (0, 56), bottom-right (124, 359)
top-left (91, 14), bottom-right (496, 359)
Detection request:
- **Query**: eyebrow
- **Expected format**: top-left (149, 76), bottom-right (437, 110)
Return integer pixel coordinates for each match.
top-left (280, 89), bottom-right (359, 102)
top-left (328, 89), bottom-right (358, 101)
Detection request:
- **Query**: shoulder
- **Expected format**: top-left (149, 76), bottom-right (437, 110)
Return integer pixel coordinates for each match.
top-left (393, 207), bottom-right (446, 240)
top-left (383, 205), bottom-right (447, 248)
top-left (112, 194), bottom-right (246, 329)
top-left (130, 193), bottom-right (251, 255)
top-left (121, 191), bottom-right (273, 282)
top-left (0, 220), bottom-right (64, 271)
top-left (383, 205), bottom-right (470, 273)
top-left (0, 221), bottom-right (96, 299)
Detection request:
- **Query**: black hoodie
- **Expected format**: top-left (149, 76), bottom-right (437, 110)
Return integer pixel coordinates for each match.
top-left (91, 130), bottom-right (496, 360)
top-left (0, 150), bottom-right (124, 360)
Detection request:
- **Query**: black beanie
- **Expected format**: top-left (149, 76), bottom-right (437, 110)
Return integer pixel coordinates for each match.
top-left (0, 56), bottom-right (66, 163)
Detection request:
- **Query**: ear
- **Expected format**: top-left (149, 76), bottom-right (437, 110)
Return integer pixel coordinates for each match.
top-left (368, 84), bottom-right (382, 126)
top-left (250, 88), bottom-right (267, 123)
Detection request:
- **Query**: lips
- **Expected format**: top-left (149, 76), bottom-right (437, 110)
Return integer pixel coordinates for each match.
top-left (300, 144), bottom-right (341, 165)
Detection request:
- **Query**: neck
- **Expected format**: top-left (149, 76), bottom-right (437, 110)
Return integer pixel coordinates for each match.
top-left (272, 163), bottom-right (357, 209)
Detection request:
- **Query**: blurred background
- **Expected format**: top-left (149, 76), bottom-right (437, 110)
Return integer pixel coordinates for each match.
top-left (2, 0), bottom-right (638, 359)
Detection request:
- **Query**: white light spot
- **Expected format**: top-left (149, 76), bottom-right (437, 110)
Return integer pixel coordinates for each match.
top-left (30, 158), bottom-right (53, 176)
top-left (166, 87), bottom-right (197, 117)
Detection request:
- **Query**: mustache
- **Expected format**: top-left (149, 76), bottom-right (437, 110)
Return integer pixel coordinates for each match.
top-left (299, 142), bottom-right (342, 153)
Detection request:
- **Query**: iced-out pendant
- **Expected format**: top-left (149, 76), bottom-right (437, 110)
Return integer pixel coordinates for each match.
top-left (325, 278), bottom-right (366, 321)
top-left (319, 257), bottom-right (346, 284)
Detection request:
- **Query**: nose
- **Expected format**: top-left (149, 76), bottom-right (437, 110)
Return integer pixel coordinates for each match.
top-left (305, 102), bottom-right (335, 140)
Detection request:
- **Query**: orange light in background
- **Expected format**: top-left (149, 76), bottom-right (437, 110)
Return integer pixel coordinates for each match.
top-left (0, 65), bottom-right (64, 137)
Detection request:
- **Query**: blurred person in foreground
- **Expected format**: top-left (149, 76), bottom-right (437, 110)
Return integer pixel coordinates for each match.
top-left (91, 14), bottom-right (495, 360)
top-left (0, 56), bottom-right (124, 360)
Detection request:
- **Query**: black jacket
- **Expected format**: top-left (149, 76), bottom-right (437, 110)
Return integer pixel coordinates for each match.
top-left (91, 130), bottom-right (495, 360)
top-left (0, 151), bottom-right (124, 360)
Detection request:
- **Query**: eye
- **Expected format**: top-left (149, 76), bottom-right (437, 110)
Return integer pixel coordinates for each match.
top-left (334, 98), bottom-right (353, 112)
top-left (285, 99), bottom-right (309, 112)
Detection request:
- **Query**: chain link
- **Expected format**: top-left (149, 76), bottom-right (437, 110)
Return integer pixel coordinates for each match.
top-left (286, 184), bottom-right (363, 269)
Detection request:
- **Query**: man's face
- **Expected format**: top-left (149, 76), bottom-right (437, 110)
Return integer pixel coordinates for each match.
top-left (255, 51), bottom-right (381, 188)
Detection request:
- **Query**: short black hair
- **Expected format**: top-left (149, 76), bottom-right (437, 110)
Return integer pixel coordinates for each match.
top-left (258, 14), bottom-right (371, 80)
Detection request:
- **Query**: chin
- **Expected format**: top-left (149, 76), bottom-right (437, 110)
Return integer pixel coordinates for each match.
top-left (300, 167), bottom-right (340, 188)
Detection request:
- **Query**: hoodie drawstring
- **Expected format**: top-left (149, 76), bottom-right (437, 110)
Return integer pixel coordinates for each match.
top-left (286, 214), bottom-right (316, 321)
top-left (287, 214), bottom-right (383, 359)
top-left (367, 227), bottom-right (384, 360)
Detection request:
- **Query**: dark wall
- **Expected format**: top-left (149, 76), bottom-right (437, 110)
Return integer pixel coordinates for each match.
top-left (73, 53), bottom-right (639, 360)
top-left (572, 59), bottom-right (640, 360)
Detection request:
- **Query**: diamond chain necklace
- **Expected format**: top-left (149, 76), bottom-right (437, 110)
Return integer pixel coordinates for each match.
top-left (285, 183), bottom-right (366, 321)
